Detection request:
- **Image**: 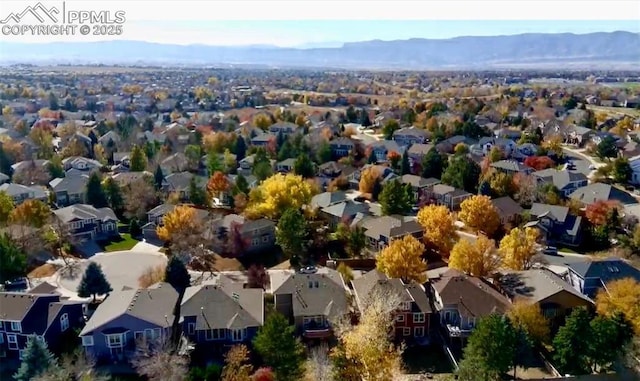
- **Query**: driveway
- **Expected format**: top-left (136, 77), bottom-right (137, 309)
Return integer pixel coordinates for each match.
top-left (562, 146), bottom-right (605, 180)
top-left (131, 240), bottom-right (163, 253)
top-left (58, 251), bottom-right (168, 293)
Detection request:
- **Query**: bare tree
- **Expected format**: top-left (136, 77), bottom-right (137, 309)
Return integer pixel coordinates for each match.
top-left (131, 338), bottom-right (188, 381)
top-left (124, 178), bottom-right (160, 220)
top-left (306, 343), bottom-right (333, 381)
top-left (13, 160), bottom-right (51, 186)
top-left (33, 350), bottom-right (109, 381)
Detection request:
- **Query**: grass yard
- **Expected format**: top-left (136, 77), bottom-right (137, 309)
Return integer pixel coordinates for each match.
top-left (100, 233), bottom-right (139, 252)
top-left (587, 104), bottom-right (640, 119)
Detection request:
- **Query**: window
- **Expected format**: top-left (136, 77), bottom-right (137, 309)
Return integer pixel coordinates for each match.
top-left (0, 321), bottom-right (3, 330)
top-left (401, 302), bottom-right (411, 311)
top-left (251, 238), bottom-right (259, 246)
top-left (188, 323), bottom-right (195, 335)
top-left (60, 313), bottom-right (69, 332)
top-left (231, 329), bottom-right (245, 342)
top-left (414, 327), bottom-right (425, 337)
top-left (82, 336), bottom-right (94, 346)
top-left (106, 334), bottom-right (123, 348)
top-left (144, 328), bottom-right (159, 341)
top-left (261, 235), bottom-right (270, 243)
top-left (413, 313), bottom-right (425, 323)
top-left (205, 329), bottom-right (225, 341)
top-left (19, 350), bottom-right (25, 360)
top-left (395, 314), bottom-right (405, 323)
top-left (10, 322), bottom-right (21, 332)
top-left (70, 221), bottom-right (82, 229)
top-left (403, 327), bottom-right (411, 336)
top-left (7, 334), bottom-right (17, 350)
top-left (134, 331), bottom-right (144, 341)
top-left (0, 333), bottom-right (4, 344)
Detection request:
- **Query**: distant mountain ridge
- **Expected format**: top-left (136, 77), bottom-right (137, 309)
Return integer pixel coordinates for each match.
top-left (1, 31), bottom-right (639, 69)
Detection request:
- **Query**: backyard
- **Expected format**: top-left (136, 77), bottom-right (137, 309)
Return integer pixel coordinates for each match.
top-left (402, 345), bottom-right (455, 375)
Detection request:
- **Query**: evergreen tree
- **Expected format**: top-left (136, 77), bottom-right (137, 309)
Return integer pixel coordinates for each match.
top-left (77, 262), bottom-right (112, 302)
top-left (371, 178), bottom-right (383, 201)
top-left (0, 233), bottom-right (27, 283)
top-left (129, 218), bottom-right (141, 237)
top-left (234, 136), bottom-right (247, 161)
top-left (189, 177), bottom-right (207, 206)
top-left (316, 141), bottom-right (332, 164)
top-left (552, 307), bottom-right (593, 375)
top-left (129, 145), bottom-right (148, 172)
top-left (379, 180), bottom-right (412, 215)
top-left (85, 172), bottom-right (108, 208)
top-left (441, 155), bottom-right (481, 193)
top-left (421, 148), bottom-right (446, 179)
top-left (154, 165), bottom-right (164, 190)
top-left (164, 256), bottom-right (191, 292)
top-left (367, 149), bottom-right (377, 164)
top-left (14, 336), bottom-right (57, 381)
top-left (253, 312), bottom-right (305, 381)
top-left (401, 150), bottom-right (411, 175)
top-left (47, 156), bottom-right (65, 179)
top-left (234, 174), bottom-right (249, 195)
top-left (103, 177), bottom-right (124, 215)
top-left (293, 154), bottom-right (315, 179)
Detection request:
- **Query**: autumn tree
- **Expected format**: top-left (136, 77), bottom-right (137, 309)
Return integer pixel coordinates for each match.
top-left (376, 234), bottom-right (427, 283)
top-left (156, 205), bottom-right (207, 257)
top-left (513, 174), bottom-right (537, 208)
top-left (207, 171), bottom-right (230, 202)
top-left (0, 190), bottom-right (14, 226)
top-left (585, 200), bottom-right (620, 227)
top-left (417, 205), bottom-right (457, 257)
top-left (488, 171), bottom-right (517, 198)
top-left (358, 166), bottom-right (380, 194)
top-left (378, 179), bottom-right (412, 215)
top-left (459, 195), bottom-right (501, 236)
top-left (247, 265), bottom-right (268, 289)
top-left (131, 339), bottom-right (188, 381)
top-left (29, 127), bottom-right (54, 159)
top-left (524, 156), bottom-right (555, 171)
top-left (595, 277), bottom-right (640, 335)
top-left (449, 235), bottom-right (499, 277)
top-left (245, 173), bottom-right (316, 220)
top-left (254, 114), bottom-right (273, 131)
top-left (10, 199), bottom-right (51, 228)
top-left (507, 301), bottom-right (550, 345)
top-left (221, 344), bottom-right (254, 381)
top-left (542, 134), bottom-right (564, 157)
top-left (124, 178), bottom-right (159, 220)
top-left (498, 227), bottom-right (540, 271)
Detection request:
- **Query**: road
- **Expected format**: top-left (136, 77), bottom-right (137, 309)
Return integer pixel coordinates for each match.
top-left (562, 146), bottom-right (605, 180)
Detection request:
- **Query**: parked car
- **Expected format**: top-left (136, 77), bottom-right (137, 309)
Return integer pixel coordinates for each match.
top-left (299, 266), bottom-right (318, 274)
top-left (589, 164), bottom-right (597, 170)
top-left (543, 246), bottom-right (558, 256)
top-left (4, 277), bottom-right (29, 291)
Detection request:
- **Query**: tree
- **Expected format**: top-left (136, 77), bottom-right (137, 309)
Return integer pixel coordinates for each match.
top-left (130, 218), bottom-right (141, 237)
top-left (130, 144), bottom-right (148, 171)
top-left (457, 314), bottom-right (522, 381)
top-left (417, 205), bottom-right (457, 257)
top-left (488, 146), bottom-right (503, 163)
top-left (488, 172), bottom-right (516, 198)
top-left (13, 336), bottom-right (57, 381)
top-left (459, 195), bottom-right (501, 236)
top-left (47, 156), bottom-right (65, 179)
top-left (293, 154), bottom-right (315, 179)
top-left (251, 367), bottom-right (275, 381)
top-left (157, 206), bottom-right (203, 246)
top-left (358, 166), bottom-right (380, 194)
top-left (85, 172), bottom-right (108, 208)
top-left (189, 177), bottom-right (207, 206)
top-left (595, 277), bottom-right (640, 335)
top-left (131, 339), bottom-right (188, 381)
top-left (542, 134), bottom-right (564, 157)
top-left (524, 156), bottom-right (556, 171)
top-left (254, 114), bottom-right (273, 130)
top-left (0, 233), bottom-right (27, 283)
top-left (221, 344), bottom-right (254, 381)
top-left (596, 135), bottom-right (619, 160)
top-left (29, 127), bottom-right (55, 159)
top-left (124, 178), bottom-right (159, 220)
top-left (206, 171), bottom-right (230, 202)
top-left (376, 235), bottom-right (427, 283)
top-left (207, 152), bottom-right (224, 175)
top-left (589, 313), bottom-right (633, 371)
top-left (400, 150), bottom-right (411, 175)
top-left (10, 199), bottom-right (51, 228)
top-left (245, 173), bottom-right (316, 220)
top-left (378, 179), bottom-right (412, 215)
top-left (498, 227), bottom-right (539, 270)
top-left (34, 350), bottom-right (110, 381)
top-left (449, 234), bottom-right (499, 277)
top-left (382, 119), bottom-right (400, 140)
top-left (454, 143), bottom-right (469, 156)
top-left (164, 256), bottom-right (191, 292)
top-left (387, 151), bottom-right (401, 170)
top-left (103, 177), bottom-right (124, 215)
top-left (235, 137), bottom-right (247, 161)
top-left (154, 165), bottom-right (164, 190)
top-left (441, 155), bottom-right (481, 193)
top-left (0, 190), bottom-right (14, 225)
top-left (337, 262), bottom-right (354, 283)
top-left (247, 265), bottom-right (268, 289)
top-left (253, 312), bottom-right (305, 381)
top-left (421, 148), bottom-right (446, 179)
top-left (507, 302), bottom-right (550, 345)
top-left (552, 307), bottom-right (594, 375)
top-left (276, 208), bottom-right (308, 259)
top-left (316, 141), bottom-right (332, 164)
top-left (613, 157), bottom-right (632, 183)
top-left (77, 262), bottom-right (112, 302)
top-left (585, 200), bottom-right (620, 227)
top-left (185, 144), bottom-right (203, 171)
top-left (334, 223), bottom-right (366, 258)
top-left (513, 174), bottom-right (537, 207)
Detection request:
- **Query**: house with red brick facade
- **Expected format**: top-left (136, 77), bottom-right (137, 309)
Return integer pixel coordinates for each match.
top-left (351, 270), bottom-right (432, 344)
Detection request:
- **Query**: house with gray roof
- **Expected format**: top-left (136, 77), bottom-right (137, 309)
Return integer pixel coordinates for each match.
top-left (491, 196), bottom-right (523, 225)
top-left (181, 276), bottom-right (264, 348)
top-left (160, 152), bottom-right (189, 174)
top-left (53, 204), bottom-right (118, 241)
top-left (212, 214), bottom-right (276, 255)
top-left (393, 126), bottom-right (430, 148)
top-left (0, 292), bottom-right (85, 360)
top-left (359, 215), bottom-right (423, 251)
top-left (564, 258), bottom-right (640, 298)
top-left (565, 125), bottom-right (594, 147)
top-left (425, 184), bottom-right (472, 210)
top-left (276, 158), bottom-right (296, 173)
top-left (49, 171), bottom-right (89, 206)
top-left (0, 183), bottom-right (48, 205)
top-left (0, 172), bottom-right (10, 185)
top-left (310, 191), bottom-right (348, 210)
top-left (268, 121), bottom-right (298, 136)
top-left (569, 183), bottom-right (638, 206)
top-left (400, 175), bottom-right (440, 204)
top-left (319, 200), bottom-right (370, 228)
top-left (62, 156), bottom-right (103, 172)
top-left (270, 268), bottom-right (349, 339)
top-left (367, 140), bottom-right (405, 163)
top-left (79, 283), bottom-right (179, 363)
top-left (329, 137), bottom-right (356, 159)
top-left (490, 160), bottom-right (534, 176)
top-left (161, 172), bottom-right (207, 201)
top-left (351, 270), bottom-right (432, 342)
top-left (532, 169), bottom-right (588, 197)
top-left (250, 133), bottom-right (272, 147)
top-left (525, 203), bottom-right (583, 247)
top-left (407, 143), bottom-right (434, 167)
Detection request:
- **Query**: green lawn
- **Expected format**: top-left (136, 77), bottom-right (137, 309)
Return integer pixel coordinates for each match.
top-left (100, 233), bottom-right (139, 252)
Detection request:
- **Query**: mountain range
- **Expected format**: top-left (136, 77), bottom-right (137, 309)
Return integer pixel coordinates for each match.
top-left (1, 31), bottom-right (639, 69)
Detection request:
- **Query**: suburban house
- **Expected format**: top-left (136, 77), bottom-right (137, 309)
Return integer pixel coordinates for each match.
top-left (49, 172), bottom-right (90, 206)
top-left (437, 136), bottom-right (478, 154)
top-left (629, 155), bottom-right (640, 185)
top-left (11, 160), bottom-right (50, 180)
top-left (52, 204), bottom-right (119, 241)
top-left (477, 137), bottom-right (517, 157)
top-left (250, 133), bottom-right (272, 147)
top-left (351, 270), bottom-right (431, 343)
top-left (180, 277), bottom-right (264, 351)
top-left (212, 214), bottom-right (276, 254)
top-left (424, 184), bottom-right (472, 210)
top-left (268, 122), bottom-right (298, 136)
top-left (525, 203), bottom-right (583, 247)
top-left (318, 199), bottom-right (370, 229)
top-left (490, 160), bottom-right (534, 176)
top-left (569, 183), bottom-right (638, 206)
top-left (400, 175), bottom-right (440, 204)
top-left (407, 143), bottom-right (434, 167)
top-left (160, 153), bottom-right (189, 174)
top-left (564, 125), bottom-right (594, 147)
top-left (498, 268), bottom-right (593, 326)
top-left (310, 191), bottom-right (348, 210)
top-left (142, 203), bottom-right (176, 243)
top-left (276, 158), bottom-right (296, 173)
top-left (367, 140), bottom-right (404, 163)
top-left (270, 268), bottom-right (348, 340)
top-left (393, 127), bottom-right (430, 147)
top-left (79, 283), bottom-right (179, 363)
top-left (0, 172), bottom-right (9, 185)
top-left (490, 196), bottom-right (523, 225)
top-left (532, 169), bottom-right (588, 197)
top-left (359, 215), bottom-right (424, 251)
top-left (162, 172), bottom-right (208, 201)
top-left (62, 157), bottom-right (103, 172)
top-left (0, 183), bottom-right (48, 205)
top-left (430, 269), bottom-right (511, 341)
top-left (0, 292), bottom-right (85, 360)
top-left (237, 154), bottom-right (276, 176)
top-left (329, 137), bottom-right (356, 159)
top-left (564, 258), bottom-right (640, 298)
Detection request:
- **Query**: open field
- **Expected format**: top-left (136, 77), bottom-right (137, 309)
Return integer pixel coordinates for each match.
top-left (587, 105), bottom-right (640, 119)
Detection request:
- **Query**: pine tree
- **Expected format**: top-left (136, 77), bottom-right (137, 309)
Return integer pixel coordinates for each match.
top-left (103, 178), bottom-right (124, 215)
top-left (164, 256), bottom-right (191, 292)
top-left (154, 165), bottom-right (164, 190)
top-left (77, 262), bottom-right (112, 302)
top-left (253, 312), bottom-right (305, 381)
top-left (293, 154), bottom-right (314, 179)
top-left (189, 177), bottom-right (207, 206)
top-left (235, 137), bottom-right (247, 161)
top-left (14, 336), bottom-right (57, 381)
top-left (379, 180), bottom-right (411, 215)
top-left (130, 145), bottom-right (148, 171)
top-left (401, 150), bottom-right (411, 175)
top-left (129, 218), bottom-right (141, 237)
top-left (85, 172), bottom-right (108, 208)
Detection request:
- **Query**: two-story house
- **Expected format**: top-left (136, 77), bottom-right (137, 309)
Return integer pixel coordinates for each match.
top-left (49, 171), bottom-right (90, 206)
top-left (52, 204), bottom-right (119, 241)
top-left (160, 153), bottom-right (189, 175)
top-left (0, 183), bottom-right (48, 205)
top-left (250, 133), bottom-right (273, 147)
top-left (407, 143), bottom-right (434, 169)
top-left (213, 214), bottom-right (276, 255)
top-left (276, 158), bottom-right (296, 174)
top-left (181, 276), bottom-right (264, 353)
top-left (318, 200), bottom-right (370, 229)
top-left (359, 215), bottom-right (424, 251)
top-left (525, 203), bottom-right (583, 247)
top-left (477, 137), bottom-right (517, 157)
top-left (0, 292), bottom-right (85, 360)
top-left (79, 283), bottom-right (179, 364)
top-left (430, 269), bottom-right (511, 342)
top-left (162, 172), bottom-right (208, 201)
top-left (366, 140), bottom-right (405, 163)
top-left (400, 175), bottom-right (440, 205)
top-left (11, 160), bottom-right (50, 183)
top-left (270, 268), bottom-right (349, 340)
top-left (62, 156), bottom-right (103, 172)
top-left (564, 258), bottom-right (640, 298)
top-left (393, 127), bottom-right (430, 148)
top-left (328, 137), bottom-right (356, 159)
top-left (532, 169), bottom-right (588, 198)
top-left (425, 184), bottom-right (472, 210)
top-left (491, 196), bottom-right (524, 226)
top-left (490, 160), bottom-right (534, 176)
top-left (268, 122), bottom-right (298, 137)
top-left (351, 270), bottom-right (431, 343)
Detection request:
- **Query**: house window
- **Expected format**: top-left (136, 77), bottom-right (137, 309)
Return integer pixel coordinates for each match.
top-left (261, 236), bottom-right (270, 243)
top-left (251, 238), bottom-right (259, 246)
top-left (135, 331), bottom-right (144, 341)
top-left (403, 327), bottom-right (411, 336)
top-left (10, 322), bottom-right (21, 332)
top-left (106, 334), bottom-right (123, 348)
top-left (401, 302), bottom-right (411, 311)
top-left (7, 334), bottom-right (17, 350)
top-left (414, 327), bottom-right (425, 337)
top-left (19, 350), bottom-right (25, 359)
top-left (0, 333), bottom-right (4, 344)
top-left (144, 328), bottom-right (160, 341)
top-left (206, 329), bottom-right (225, 341)
top-left (187, 323), bottom-right (195, 335)
top-left (231, 329), bottom-right (245, 342)
top-left (70, 221), bottom-right (82, 229)
top-left (82, 336), bottom-right (94, 346)
top-left (395, 314), bottom-right (405, 323)
top-left (413, 313), bottom-right (425, 323)
top-left (60, 313), bottom-right (69, 332)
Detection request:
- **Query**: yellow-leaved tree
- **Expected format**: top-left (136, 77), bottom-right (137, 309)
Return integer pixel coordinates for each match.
top-left (358, 166), bottom-right (380, 194)
top-left (10, 199), bottom-right (51, 228)
top-left (245, 173), bottom-right (316, 220)
top-left (498, 227), bottom-right (539, 270)
top-left (416, 205), bottom-right (457, 257)
top-left (449, 235), bottom-right (499, 277)
top-left (156, 205), bottom-right (199, 242)
top-left (376, 235), bottom-right (427, 284)
top-left (507, 301), bottom-right (551, 345)
top-left (458, 195), bottom-right (501, 236)
top-left (595, 277), bottom-right (640, 335)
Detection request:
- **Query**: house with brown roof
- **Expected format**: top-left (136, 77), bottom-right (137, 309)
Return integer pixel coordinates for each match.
top-left (491, 196), bottom-right (523, 225)
top-left (351, 270), bottom-right (432, 343)
top-left (430, 269), bottom-right (511, 340)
